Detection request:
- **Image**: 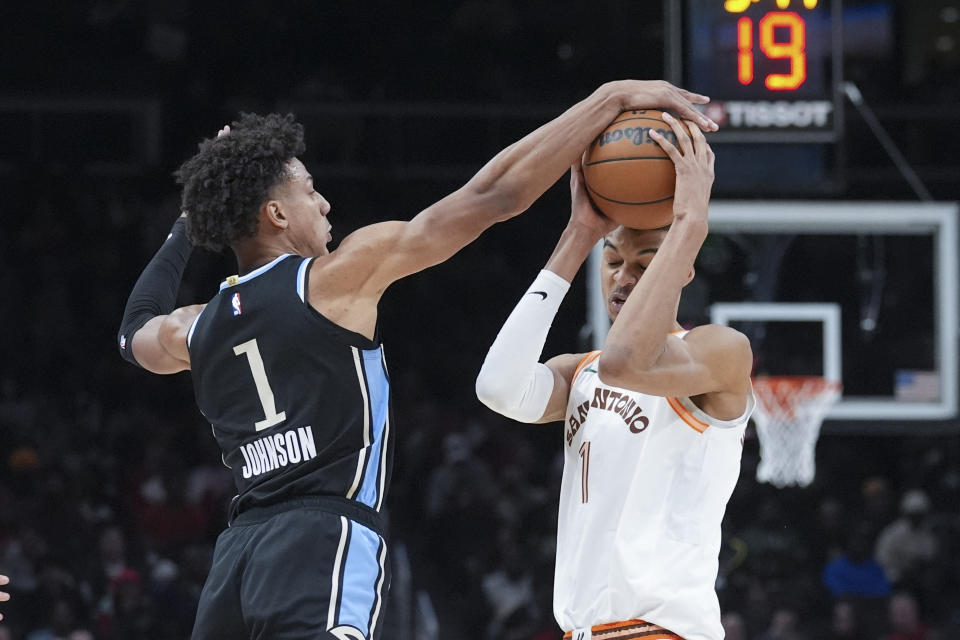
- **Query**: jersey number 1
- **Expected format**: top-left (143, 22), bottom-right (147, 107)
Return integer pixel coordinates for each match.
top-left (579, 441), bottom-right (590, 504)
top-left (233, 339), bottom-right (287, 431)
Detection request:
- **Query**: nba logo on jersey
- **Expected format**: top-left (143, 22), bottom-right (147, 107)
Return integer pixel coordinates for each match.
top-left (119, 335), bottom-right (126, 350)
top-left (231, 293), bottom-right (242, 316)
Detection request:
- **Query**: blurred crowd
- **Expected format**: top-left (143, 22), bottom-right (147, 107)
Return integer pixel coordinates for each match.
top-left (394, 398), bottom-right (960, 640)
top-left (1, 174), bottom-right (957, 640)
top-left (0, 362), bottom-right (958, 639)
top-left (1, 178), bottom-right (959, 637)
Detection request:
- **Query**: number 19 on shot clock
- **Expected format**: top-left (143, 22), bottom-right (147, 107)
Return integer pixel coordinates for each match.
top-left (680, 0), bottom-right (843, 143)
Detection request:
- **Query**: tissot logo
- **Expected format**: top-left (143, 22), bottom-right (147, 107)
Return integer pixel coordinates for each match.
top-left (715, 100), bottom-right (833, 128)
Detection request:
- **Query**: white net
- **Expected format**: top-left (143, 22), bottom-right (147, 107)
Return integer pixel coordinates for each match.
top-left (751, 376), bottom-right (842, 488)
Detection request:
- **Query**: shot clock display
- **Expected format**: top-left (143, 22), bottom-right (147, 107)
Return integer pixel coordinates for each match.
top-left (682, 0), bottom-right (843, 142)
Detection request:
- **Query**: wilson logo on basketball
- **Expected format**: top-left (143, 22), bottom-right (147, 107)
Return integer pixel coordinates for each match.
top-left (597, 126), bottom-right (677, 148)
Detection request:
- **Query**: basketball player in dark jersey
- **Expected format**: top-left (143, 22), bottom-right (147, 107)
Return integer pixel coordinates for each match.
top-left (117, 83), bottom-right (718, 640)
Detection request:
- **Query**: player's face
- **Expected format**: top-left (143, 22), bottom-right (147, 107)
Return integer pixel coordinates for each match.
top-left (274, 158), bottom-right (332, 256)
top-left (600, 226), bottom-right (669, 320)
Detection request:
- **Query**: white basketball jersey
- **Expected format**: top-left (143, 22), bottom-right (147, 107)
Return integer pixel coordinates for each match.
top-left (554, 347), bottom-right (755, 640)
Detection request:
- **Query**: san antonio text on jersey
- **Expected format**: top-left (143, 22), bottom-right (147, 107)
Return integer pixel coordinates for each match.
top-left (187, 254), bottom-right (393, 517)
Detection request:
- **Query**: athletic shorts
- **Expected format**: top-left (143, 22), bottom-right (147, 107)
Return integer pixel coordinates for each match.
top-left (191, 496), bottom-right (390, 640)
top-left (562, 619), bottom-right (684, 640)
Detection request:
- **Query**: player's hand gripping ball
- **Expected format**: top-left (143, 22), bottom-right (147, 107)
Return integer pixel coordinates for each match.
top-left (582, 109), bottom-right (690, 230)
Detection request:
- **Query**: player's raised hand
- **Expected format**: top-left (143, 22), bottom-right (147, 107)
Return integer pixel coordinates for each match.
top-left (0, 574), bottom-right (10, 621)
top-left (569, 163), bottom-right (618, 239)
top-left (609, 80), bottom-right (718, 132)
top-left (650, 112), bottom-right (715, 222)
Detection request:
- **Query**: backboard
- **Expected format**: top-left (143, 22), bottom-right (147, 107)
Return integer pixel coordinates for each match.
top-left (586, 201), bottom-right (958, 423)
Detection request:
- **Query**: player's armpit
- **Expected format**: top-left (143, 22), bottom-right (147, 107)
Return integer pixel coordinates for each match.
top-left (534, 353), bottom-right (587, 423)
top-left (375, 185), bottom-right (517, 284)
top-left (598, 325), bottom-right (753, 402)
top-left (310, 219), bottom-right (425, 299)
top-left (131, 305), bottom-right (203, 374)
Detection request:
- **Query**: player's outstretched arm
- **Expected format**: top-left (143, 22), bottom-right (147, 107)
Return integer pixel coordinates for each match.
top-left (322, 81), bottom-right (718, 296)
top-left (597, 115), bottom-right (752, 403)
top-left (476, 164), bottom-right (616, 424)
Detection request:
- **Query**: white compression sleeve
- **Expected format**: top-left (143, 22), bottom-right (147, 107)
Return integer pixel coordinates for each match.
top-left (475, 269), bottom-right (570, 422)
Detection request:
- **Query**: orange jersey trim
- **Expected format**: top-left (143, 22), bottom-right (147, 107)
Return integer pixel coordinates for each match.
top-left (562, 619), bottom-right (684, 639)
top-left (573, 350), bottom-right (602, 381)
top-left (667, 396), bottom-right (709, 433)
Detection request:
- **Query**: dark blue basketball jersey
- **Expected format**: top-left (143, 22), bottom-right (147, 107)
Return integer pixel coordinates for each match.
top-left (187, 254), bottom-right (393, 517)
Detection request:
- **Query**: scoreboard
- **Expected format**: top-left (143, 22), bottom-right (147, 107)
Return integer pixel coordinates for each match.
top-left (676, 0), bottom-right (843, 143)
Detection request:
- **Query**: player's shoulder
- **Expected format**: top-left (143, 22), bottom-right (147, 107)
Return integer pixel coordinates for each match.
top-left (309, 222), bottom-right (408, 291)
top-left (680, 323), bottom-right (751, 351)
top-left (321, 222), bottom-right (408, 263)
top-left (682, 324), bottom-right (753, 385)
top-left (546, 351), bottom-right (600, 383)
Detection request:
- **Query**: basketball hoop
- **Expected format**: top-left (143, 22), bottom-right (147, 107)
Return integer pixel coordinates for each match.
top-left (750, 376), bottom-right (842, 488)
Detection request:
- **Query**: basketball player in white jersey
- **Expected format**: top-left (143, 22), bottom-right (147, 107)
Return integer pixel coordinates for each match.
top-left (475, 113), bottom-right (754, 640)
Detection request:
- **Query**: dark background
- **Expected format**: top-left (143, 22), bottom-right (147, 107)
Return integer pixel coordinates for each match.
top-left (0, 1), bottom-right (958, 639)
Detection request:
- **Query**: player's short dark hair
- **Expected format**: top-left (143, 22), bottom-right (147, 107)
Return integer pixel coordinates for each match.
top-left (176, 112), bottom-right (306, 251)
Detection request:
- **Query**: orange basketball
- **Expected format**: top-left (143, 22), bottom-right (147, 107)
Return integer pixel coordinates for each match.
top-left (582, 109), bottom-right (686, 230)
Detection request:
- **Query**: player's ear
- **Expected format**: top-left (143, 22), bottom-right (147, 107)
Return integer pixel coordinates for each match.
top-left (683, 266), bottom-right (695, 287)
top-left (262, 200), bottom-right (288, 230)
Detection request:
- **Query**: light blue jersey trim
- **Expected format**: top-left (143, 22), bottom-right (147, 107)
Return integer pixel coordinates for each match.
top-left (336, 522), bottom-right (384, 637)
top-left (186, 308), bottom-right (205, 348)
top-left (357, 347), bottom-right (390, 509)
top-left (296, 257), bottom-right (311, 302)
top-left (218, 254), bottom-right (291, 291)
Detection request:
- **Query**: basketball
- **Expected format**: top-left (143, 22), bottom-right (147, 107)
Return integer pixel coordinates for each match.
top-left (582, 109), bottom-right (687, 230)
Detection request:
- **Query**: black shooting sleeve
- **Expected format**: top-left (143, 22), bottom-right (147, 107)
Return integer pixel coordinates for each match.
top-left (117, 216), bottom-right (193, 367)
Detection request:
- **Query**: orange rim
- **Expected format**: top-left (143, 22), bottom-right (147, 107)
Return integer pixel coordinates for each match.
top-left (751, 376), bottom-right (842, 418)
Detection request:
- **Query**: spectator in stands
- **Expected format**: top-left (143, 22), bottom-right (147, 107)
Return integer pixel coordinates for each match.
top-left (823, 524), bottom-right (892, 599)
top-left (95, 568), bottom-right (155, 640)
top-left (811, 496), bottom-right (848, 564)
top-left (721, 611), bottom-right (748, 640)
top-left (881, 592), bottom-right (929, 640)
top-left (861, 476), bottom-right (896, 529)
top-left (25, 598), bottom-right (80, 640)
top-left (875, 490), bottom-right (938, 586)
top-left (829, 600), bottom-right (867, 639)
top-left (480, 529), bottom-right (540, 639)
top-left (756, 607), bottom-right (805, 640)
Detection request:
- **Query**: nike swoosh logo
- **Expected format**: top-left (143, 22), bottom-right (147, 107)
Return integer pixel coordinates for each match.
top-left (584, 367), bottom-right (598, 374)
top-left (527, 290), bottom-right (548, 300)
